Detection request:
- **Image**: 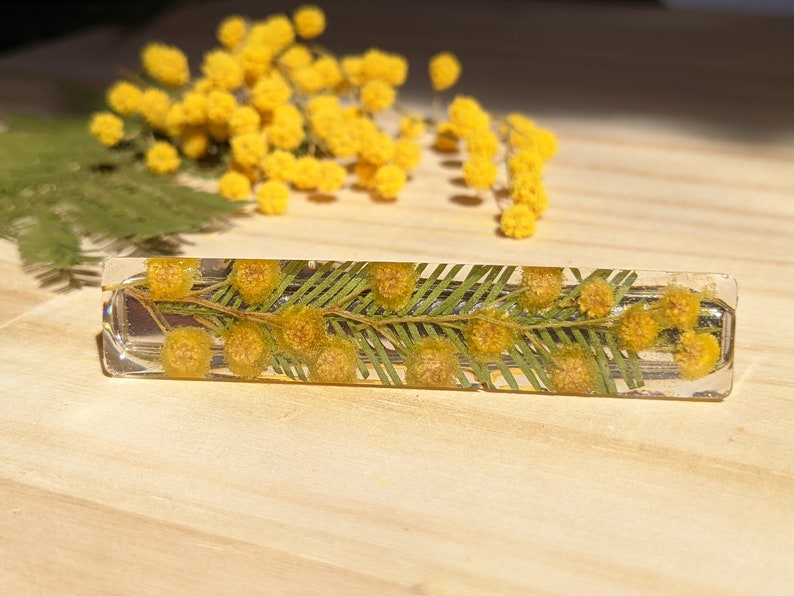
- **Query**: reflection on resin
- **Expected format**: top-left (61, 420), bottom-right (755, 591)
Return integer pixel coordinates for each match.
top-left (102, 258), bottom-right (737, 399)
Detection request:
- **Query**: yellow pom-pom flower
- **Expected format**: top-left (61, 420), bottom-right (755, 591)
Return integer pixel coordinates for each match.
top-left (138, 88), bottom-right (171, 129)
top-left (106, 81), bottom-right (141, 116)
top-left (350, 113), bottom-right (377, 138)
top-left (359, 130), bottom-right (395, 166)
top-left (160, 327), bottom-right (214, 378)
top-left (145, 141), bottom-right (180, 174)
top-left (314, 55), bottom-right (343, 89)
top-left (292, 156), bottom-right (321, 191)
top-left (192, 77), bottom-right (214, 94)
top-left (504, 112), bottom-right (537, 148)
top-left (223, 320), bottom-right (271, 378)
top-left (656, 287), bottom-right (701, 330)
top-left (231, 132), bottom-right (267, 169)
top-left (512, 127), bottom-right (558, 161)
top-left (218, 170), bottom-right (252, 200)
top-left (231, 259), bottom-right (281, 303)
top-left (275, 305), bottom-right (328, 360)
top-left (500, 204), bottom-right (536, 239)
top-left (360, 79), bottom-right (396, 113)
top-left (315, 160), bottom-right (347, 194)
top-left (508, 147), bottom-right (544, 177)
top-left (434, 121), bottom-right (459, 153)
top-left (89, 112), bottom-right (124, 147)
top-left (141, 42), bottom-right (190, 87)
top-left (367, 261), bottom-right (417, 311)
top-left (509, 167), bottom-right (541, 195)
top-left (466, 129), bottom-right (498, 159)
top-left (399, 115), bottom-right (426, 139)
top-left (534, 184), bottom-right (550, 216)
top-left (280, 44), bottom-right (313, 72)
top-left (202, 49), bottom-right (244, 91)
top-left (519, 267), bottom-right (564, 313)
top-left (165, 102), bottom-right (188, 136)
top-left (291, 65), bottom-right (325, 95)
top-left (310, 94), bottom-right (341, 117)
top-left (341, 55), bottom-right (365, 86)
top-left (254, 14), bottom-right (295, 53)
top-left (325, 121), bottom-right (360, 158)
top-left (238, 42), bottom-right (274, 86)
top-left (228, 106), bottom-right (262, 136)
top-left (577, 278), bottom-right (615, 319)
top-left (448, 95), bottom-right (489, 139)
top-left (145, 257), bottom-right (201, 300)
top-left (384, 54), bottom-right (409, 87)
top-left (207, 121), bottom-right (230, 143)
top-left (674, 331), bottom-right (720, 380)
top-left (429, 51), bottom-right (461, 92)
top-left (509, 172), bottom-right (545, 214)
top-left (261, 149), bottom-right (297, 183)
top-left (293, 5), bottom-right (326, 39)
top-left (465, 309), bottom-right (517, 362)
top-left (548, 345), bottom-right (597, 394)
top-left (405, 337), bottom-right (460, 388)
top-left (309, 337), bottom-right (358, 384)
top-left (393, 138), bottom-right (422, 172)
top-left (462, 157), bottom-right (498, 190)
top-left (343, 105), bottom-right (365, 122)
top-left (205, 89), bottom-right (238, 125)
top-left (531, 128), bottom-right (559, 161)
top-left (616, 305), bottom-right (660, 352)
top-left (314, 103), bottom-right (348, 133)
top-left (361, 48), bottom-right (391, 81)
top-left (217, 15), bottom-right (247, 51)
top-left (268, 104), bottom-right (306, 151)
top-left (180, 127), bottom-right (210, 160)
top-left (251, 72), bottom-right (293, 113)
top-left (373, 164), bottom-right (407, 200)
top-left (256, 180), bottom-right (290, 215)
top-left (181, 91), bottom-right (207, 126)
top-left (354, 159), bottom-right (378, 189)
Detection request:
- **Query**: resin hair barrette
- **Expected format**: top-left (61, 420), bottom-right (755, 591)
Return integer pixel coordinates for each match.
top-left (102, 258), bottom-right (736, 400)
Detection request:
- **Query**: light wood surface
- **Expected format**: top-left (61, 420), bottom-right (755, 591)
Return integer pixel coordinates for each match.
top-left (2, 1), bottom-right (794, 594)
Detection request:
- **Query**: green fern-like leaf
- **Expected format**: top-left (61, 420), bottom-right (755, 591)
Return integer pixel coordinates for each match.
top-left (0, 115), bottom-right (239, 288)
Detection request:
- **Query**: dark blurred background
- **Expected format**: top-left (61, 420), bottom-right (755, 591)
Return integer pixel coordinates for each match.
top-left (1, 0), bottom-right (792, 138)
top-left (0, 1), bottom-right (179, 53)
top-left (1, 0), bottom-right (664, 54)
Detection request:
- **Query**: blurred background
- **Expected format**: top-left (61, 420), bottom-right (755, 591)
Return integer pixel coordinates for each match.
top-left (1, 0), bottom-right (792, 140)
top-left (2, 0), bottom-right (793, 54)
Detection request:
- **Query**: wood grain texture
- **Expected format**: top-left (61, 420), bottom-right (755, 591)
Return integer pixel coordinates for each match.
top-left (1, 1), bottom-right (793, 594)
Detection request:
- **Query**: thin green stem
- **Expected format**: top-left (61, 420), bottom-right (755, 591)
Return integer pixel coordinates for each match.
top-left (187, 279), bottom-right (230, 297)
top-left (522, 315), bottom-right (618, 333)
top-left (179, 295), bottom-right (280, 325)
top-left (432, 92), bottom-right (441, 123)
top-left (331, 283), bottom-right (370, 309)
top-left (323, 306), bottom-right (470, 328)
top-left (128, 287), bottom-right (279, 327)
top-left (101, 278), bottom-right (146, 292)
top-left (131, 275), bottom-right (622, 342)
top-left (139, 296), bottom-right (171, 335)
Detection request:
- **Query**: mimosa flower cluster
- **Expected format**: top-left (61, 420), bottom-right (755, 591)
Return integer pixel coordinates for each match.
top-left (106, 259), bottom-right (727, 395)
top-left (88, 4), bottom-right (558, 239)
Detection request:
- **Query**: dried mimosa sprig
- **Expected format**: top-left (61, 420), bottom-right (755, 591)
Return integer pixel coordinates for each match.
top-left (89, 5), bottom-right (558, 240)
top-left (112, 258), bottom-right (725, 393)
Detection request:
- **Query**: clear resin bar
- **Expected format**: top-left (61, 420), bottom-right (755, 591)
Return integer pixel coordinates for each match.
top-left (102, 258), bottom-right (736, 399)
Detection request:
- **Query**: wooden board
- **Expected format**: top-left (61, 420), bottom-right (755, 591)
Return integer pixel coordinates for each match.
top-left (2, 1), bottom-right (793, 593)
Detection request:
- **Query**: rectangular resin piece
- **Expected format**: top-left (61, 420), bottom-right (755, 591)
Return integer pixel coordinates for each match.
top-left (102, 258), bottom-right (736, 399)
